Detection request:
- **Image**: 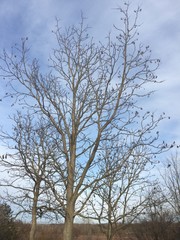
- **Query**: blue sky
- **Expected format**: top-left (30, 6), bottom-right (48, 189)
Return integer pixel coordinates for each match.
top-left (0, 0), bottom-right (180, 151)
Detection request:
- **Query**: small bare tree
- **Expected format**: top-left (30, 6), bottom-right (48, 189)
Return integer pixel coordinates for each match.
top-left (161, 152), bottom-right (180, 221)
top-left (0, 3), bottom-right (171, 240)
top-left (0, 112), bottom-right (56, 240)
top-left (132, 186), bottom-right (175, 240)
top-left (161, 152), bottom-right (180, 240)
top-left (85, 135), bottom-right (163, 240)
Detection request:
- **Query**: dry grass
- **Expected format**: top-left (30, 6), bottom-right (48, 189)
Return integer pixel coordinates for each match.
top-left (14, 222), bottom-right (180, 240)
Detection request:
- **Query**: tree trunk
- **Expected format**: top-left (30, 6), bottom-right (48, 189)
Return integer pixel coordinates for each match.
top-left (63, 173), bottom-right (75, 240)
top-left (63, 208), bottom-right (74, 240)
top-left (29, 205), bottom-right (37, 240)
top-left (107, 222), bottom-right (113, 240)
top-left (29, 186), bottom-right (39, 240)
top-left (63, 132), bottom-right (76, 240)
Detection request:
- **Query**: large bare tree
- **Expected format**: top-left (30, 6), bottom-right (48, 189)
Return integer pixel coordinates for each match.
top-left (0, 3), bottom-right (171, 240)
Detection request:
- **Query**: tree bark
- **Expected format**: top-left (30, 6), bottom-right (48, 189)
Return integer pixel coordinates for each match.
top-left (107, 223), bottom-right (113, 240)
top-left (29, 186), bottom-right (39, 240)
top-left (63, 204), bottom-right (74, 240)
top-left (29, 204), bottom-right (37, 240)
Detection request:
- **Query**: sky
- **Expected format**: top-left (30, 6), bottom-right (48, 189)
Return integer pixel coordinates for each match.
top-left (0, 0), bottom-right (180, 155)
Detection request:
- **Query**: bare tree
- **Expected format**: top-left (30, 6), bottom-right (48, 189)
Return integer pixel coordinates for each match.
top-left (132, 186), bottom-right (176, 240)
top-left (162, 151), bottom-right (180, 239)
top-left (0, 112), bottom-right (57, 240)
top-left (85, 136), bottom-right (162, 240)
top-left (164, 154), bottom-right (180, 240)
top-left (161, 152), bottom-right (180, 221)
top-left (0, 3), bottom-right (171, 240)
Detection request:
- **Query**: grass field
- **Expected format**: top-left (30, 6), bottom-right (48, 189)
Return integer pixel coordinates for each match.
top-left (14, 221), bottom-right (180, 240)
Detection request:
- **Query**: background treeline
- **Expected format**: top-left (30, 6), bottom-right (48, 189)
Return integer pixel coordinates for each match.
top-left (1, 201), bottom-right (180, 240)
top-left (1, 219), bottom-right (180, 240)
